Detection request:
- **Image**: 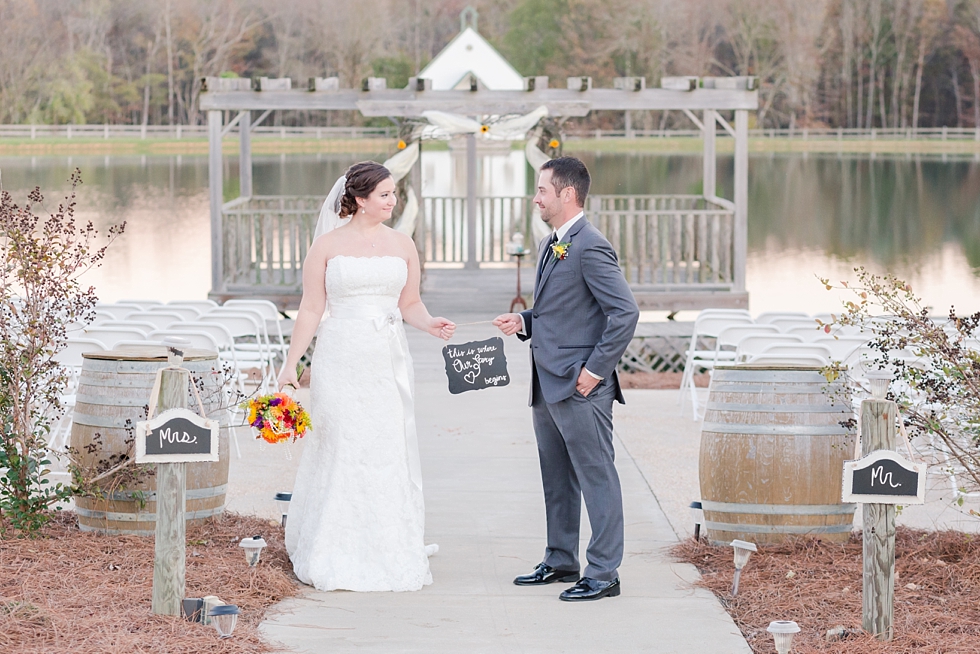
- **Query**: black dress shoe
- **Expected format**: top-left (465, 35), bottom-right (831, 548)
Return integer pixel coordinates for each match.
top-left (514, 563), bottom-right (581, 586)
top-left (559, 577), bottom-right (621, 601)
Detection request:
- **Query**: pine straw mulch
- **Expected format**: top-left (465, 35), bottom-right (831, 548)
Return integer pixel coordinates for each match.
top-left (0, 511), bottom-right (300, 654)
top-left (671, 528), bottom-right (980, 653)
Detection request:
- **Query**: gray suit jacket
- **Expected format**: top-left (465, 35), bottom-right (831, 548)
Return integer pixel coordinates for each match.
top-left (518, 216), bottom-right (640, 405)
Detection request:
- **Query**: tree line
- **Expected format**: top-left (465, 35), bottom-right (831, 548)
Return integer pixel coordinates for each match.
top-left (1, 0), bottom-right (978, 131)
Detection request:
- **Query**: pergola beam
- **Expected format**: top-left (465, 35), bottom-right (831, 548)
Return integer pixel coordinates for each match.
top-left (200, 88), bottom-right (758, 116)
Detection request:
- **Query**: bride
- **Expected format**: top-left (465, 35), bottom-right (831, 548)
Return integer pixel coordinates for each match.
top-left (276, 161), bottom-right (455, 592)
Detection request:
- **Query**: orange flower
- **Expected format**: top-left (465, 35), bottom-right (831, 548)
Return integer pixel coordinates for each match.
top-left (397, 139), bottom-right (407, 150)
top-left (480, 125), bottom-right (490, 133)
top-left (549, 139), bottom-right (560, 148)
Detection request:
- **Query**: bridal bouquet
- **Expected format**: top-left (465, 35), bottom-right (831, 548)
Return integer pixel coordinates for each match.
top-left (241, 393), bottom-right (311, 444)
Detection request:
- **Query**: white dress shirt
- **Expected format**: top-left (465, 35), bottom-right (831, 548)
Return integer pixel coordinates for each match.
top-left (520, 210), bottom-right (603, 381)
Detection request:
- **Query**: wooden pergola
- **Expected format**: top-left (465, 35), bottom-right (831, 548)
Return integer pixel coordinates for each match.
top-left (199, 75), bottom-right (758, 311)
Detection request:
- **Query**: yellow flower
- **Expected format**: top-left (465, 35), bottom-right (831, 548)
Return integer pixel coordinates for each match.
top-left (549, 138), bottom-right (560, 148)
top-left (480, 125), bottom-right (490, 133)
top-left (551, 241), bottom-right (571, 261)
top-left (397, 139), bottom-right (407, 150)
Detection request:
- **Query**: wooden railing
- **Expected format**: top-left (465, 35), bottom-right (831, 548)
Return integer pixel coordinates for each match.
top-left (588, 195), bottom-right (734, 288)
top-left (218, 193), bottom-right (736, 302)
top-left (423, 196), bottom-right (535, 264)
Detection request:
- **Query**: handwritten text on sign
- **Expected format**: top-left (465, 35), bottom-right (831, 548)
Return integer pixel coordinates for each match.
top-left (841, 450), bottom-right (926, 504)
top-left (136, 408), bottom-right (219, 463)
top-left (442, 337), bottom-right (510, 394)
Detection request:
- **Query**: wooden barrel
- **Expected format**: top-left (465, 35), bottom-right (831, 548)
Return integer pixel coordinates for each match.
top-left (70, 346), bottom-right (229, 535)
top-left (699, 365), bottom-right (857, 545)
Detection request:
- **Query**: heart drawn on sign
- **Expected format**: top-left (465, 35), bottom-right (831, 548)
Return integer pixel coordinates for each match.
top-left (464, 371), bottom-right (477, 384)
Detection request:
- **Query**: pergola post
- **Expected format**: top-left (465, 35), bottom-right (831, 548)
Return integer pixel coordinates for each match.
top-left (733, 109), bottom-right (749, 293)
top-left (411, 139), bottom-right (425, 265)
top-left (465, 133), bottom-right (478, 270)
top-left (702, 109), bottom-right (716, 199)
top-left (239, 110), bottom-right (252, 197)
top-left (208, 111), bottom-right (224, 294)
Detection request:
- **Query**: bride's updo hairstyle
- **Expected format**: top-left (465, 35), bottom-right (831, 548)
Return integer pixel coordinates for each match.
top-left (338, 161), bottom-right (393, 218)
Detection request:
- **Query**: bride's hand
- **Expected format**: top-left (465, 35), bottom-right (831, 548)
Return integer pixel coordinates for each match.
top-left (277, 366), bottom-right (300, 391)
top-left (429, 317), bottom-right (456, 340)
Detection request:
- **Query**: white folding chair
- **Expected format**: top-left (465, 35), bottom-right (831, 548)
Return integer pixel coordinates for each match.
top-left (169, 299), bottom-right (219, 313)
top-left (99, 319), bottom-right (159, 333)
top-left (123, 311), bottom-right (185, 330)
top-left (679, 313), bottom-right (754, 419)
top-left (148, 305), bottom-right (200, 321)
top-left (813, 336), bottom-right (869, 363)
top-left (786, 325), bottom-right (826, 341)
top-left (82, 327), bottom-right (148, 348)
top-left (149, 329), bottom-right (219, 351)
top-left (770, 318), bottom-right (820, 333)
top-left (50, 338), bottom-right (107, 452)
top-left (197, 313), bottom-right (273, 392)
top-left (712, 324), bottom-right (781, 367)
top-left (760, 343), bottom-right (833, 362)
top-left (95, 304), bottom-right (137, 321)
top-left (747, 353), bottom-right (829, 366)
top-left (734, 334), bottom-right (805, 363)
top-left (223, 300), bottom-right (288, 361)
top-left (755, 311), bottom-right (811, 324)
top-left (116, 299), bottom-right (164, 310)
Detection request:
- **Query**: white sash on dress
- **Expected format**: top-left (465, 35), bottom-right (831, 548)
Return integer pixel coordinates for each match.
top-left (327, 305), bottom-right (423, 491)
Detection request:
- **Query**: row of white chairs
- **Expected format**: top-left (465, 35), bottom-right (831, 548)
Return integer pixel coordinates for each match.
top-left (679, 310), bottom-right (877, 420)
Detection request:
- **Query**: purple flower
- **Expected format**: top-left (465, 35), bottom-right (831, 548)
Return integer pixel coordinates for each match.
top-left (269, 397), bottom-right (282, 407)
top-left (251, 418), bottom-right (264, 428)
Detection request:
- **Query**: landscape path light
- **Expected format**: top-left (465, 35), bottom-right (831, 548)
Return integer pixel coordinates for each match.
top-left (730, 539), bottom-right (757, 596)
top-left (274, 492), bottom-right (292, 528)
top-left (239, 535), bottom-right (267, 566)
top-left (766, 620), bottom-right (800, 653)
top-left (689, 501), bottom-right (703, 541)
top-left (208, 604), bottom-right (240, 639)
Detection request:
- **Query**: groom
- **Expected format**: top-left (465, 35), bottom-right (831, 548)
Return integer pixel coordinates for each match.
top-left (494, 157), bottom-right (639, 601)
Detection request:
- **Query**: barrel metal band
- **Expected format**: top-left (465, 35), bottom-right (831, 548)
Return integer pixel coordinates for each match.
top-left (707, 383), bottom-right (833, 394)
top-left (701, 501), bottom-right (857, 515)
top-left (704, 402), bottom-right (849, 414)
top-left (704, 521), bottom-right (853, 534)
top-left (701, 422), bottom-right (853, 435)
top-left (75, 504), bottom-right (225, 522)
top-left (106, 484), bottom-right (228, 502)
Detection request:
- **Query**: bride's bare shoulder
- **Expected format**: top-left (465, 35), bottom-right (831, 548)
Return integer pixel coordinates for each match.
top-left (310, 227), bottom-right (349, 260)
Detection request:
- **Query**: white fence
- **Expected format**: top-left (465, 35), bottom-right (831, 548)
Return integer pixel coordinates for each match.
top-left (564, 126), bottom-right (980, 141)
top-left (0, 124), bottom-right (396, 140)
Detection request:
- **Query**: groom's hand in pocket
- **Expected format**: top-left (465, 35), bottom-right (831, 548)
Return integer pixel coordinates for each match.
top-left (493, 313), bottom-right (522, 336)
top-left (576, 367), bottom-right (601, 397)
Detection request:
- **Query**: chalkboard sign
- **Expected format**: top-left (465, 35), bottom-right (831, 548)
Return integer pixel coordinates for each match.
top-left (841, 450), bottom-right (926, 504)
top-left (442, 337), bottom-right (510, 394)
top-left (136, 408), bottom-right (219, 463)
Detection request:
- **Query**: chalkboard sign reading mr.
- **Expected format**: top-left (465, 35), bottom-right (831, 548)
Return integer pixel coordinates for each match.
top-left (136, 408), bottom-right (219, 464)
top-left (442, 337), bottom-right (510, 394)
top-left (841, 450), bottom-right (926, 505)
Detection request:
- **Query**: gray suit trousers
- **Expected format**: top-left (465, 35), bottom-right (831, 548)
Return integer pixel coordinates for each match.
top-left (531, 374), bottom-right (624, 581)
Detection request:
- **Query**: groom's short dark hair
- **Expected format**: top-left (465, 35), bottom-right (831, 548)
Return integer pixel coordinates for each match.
top-left (541, 157), bottom-right (590, 207)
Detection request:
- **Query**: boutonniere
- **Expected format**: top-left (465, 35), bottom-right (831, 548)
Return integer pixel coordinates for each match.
top-left (551, 240), bottom-right (571, 261)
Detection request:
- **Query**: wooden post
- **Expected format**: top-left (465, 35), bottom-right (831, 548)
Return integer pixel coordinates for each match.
top-left (239, 110), bottom-right (252, 198)
top-left (733, 109), bottom-right (748, 293)
top-left (702, 109), bottom-right (716, 199)
top-left (151, 352), bottom-right (189, 616)
top-left (465, 133), bottom-right (478, 270)
top-left (208, 111), bottom-right (224, 294)
top-left (861, 399), bottom-right (896, 640)
top-left (411, 139), bottom-right (425, 267)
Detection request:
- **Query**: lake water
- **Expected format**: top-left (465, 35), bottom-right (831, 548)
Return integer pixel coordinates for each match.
top-left (2, 150), bottom-right (980, 317)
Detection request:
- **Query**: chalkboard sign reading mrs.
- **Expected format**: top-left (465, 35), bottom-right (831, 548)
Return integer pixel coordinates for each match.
top-left (442, 337), bottom-right (510, 394)
top-left (841, 450), bottom-right (926, 504)
top-left (136, 408), bottom-right (219, 464)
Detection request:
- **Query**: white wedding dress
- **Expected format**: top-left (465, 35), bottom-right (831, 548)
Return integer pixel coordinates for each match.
top-left (285, 255), bottom-right (432, 592)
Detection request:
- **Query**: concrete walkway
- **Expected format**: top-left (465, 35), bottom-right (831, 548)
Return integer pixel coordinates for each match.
top-left (247, 321), bottom-right (750, 653)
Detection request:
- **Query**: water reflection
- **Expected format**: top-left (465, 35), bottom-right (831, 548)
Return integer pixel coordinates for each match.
top-left (1, 151), bottom-right (979, 313)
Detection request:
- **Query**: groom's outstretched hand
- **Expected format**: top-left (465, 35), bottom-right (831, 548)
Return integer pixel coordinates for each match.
top-left (493, 313), bottom-right (522, 336)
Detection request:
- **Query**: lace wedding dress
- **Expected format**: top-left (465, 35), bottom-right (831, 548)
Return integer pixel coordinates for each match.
top-left (285, 255), bottom-right (432, 592)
